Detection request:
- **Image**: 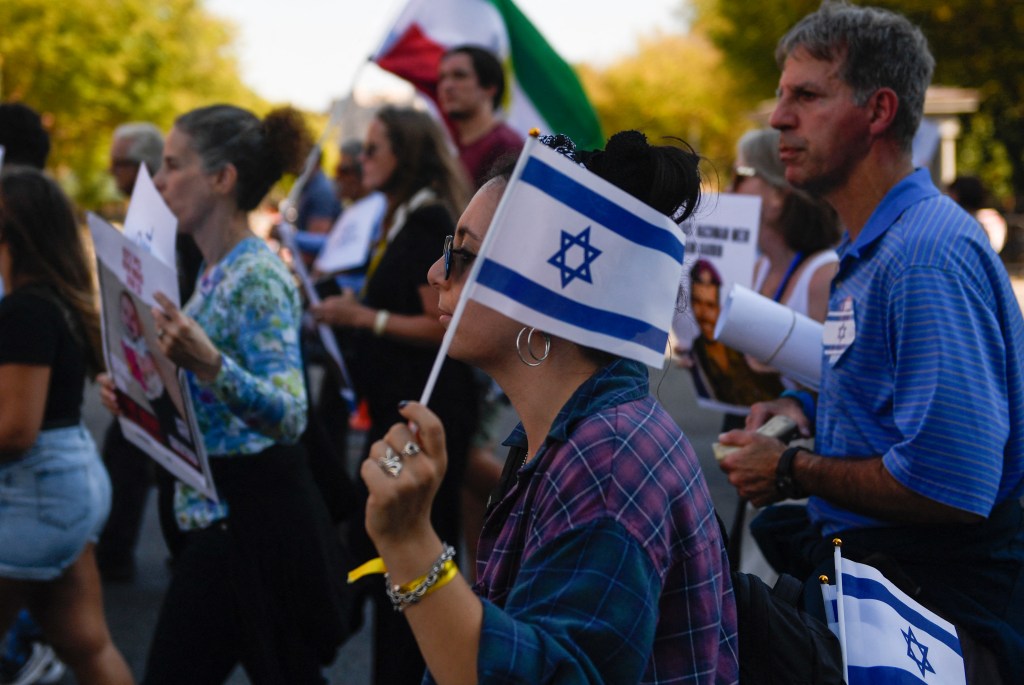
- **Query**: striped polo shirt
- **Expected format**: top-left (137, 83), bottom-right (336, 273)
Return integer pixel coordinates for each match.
top-left (810, 168), bottom-right (1024, 535)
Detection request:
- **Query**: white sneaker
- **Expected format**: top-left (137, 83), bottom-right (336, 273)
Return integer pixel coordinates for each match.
top-left (35, 653), bottom-right (66, 685)
top-left (0, 642), bottom-right (61, 685)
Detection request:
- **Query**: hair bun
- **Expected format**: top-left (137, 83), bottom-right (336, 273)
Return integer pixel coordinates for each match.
top-left (583, 130), bottom-right (654, 207)
top-left (603, 130), bottom-right (650, 159)
top-left (582, 130), bottom-right (702, 223)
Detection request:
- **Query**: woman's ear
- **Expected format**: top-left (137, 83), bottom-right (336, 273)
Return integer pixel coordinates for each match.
top-left (211, 162), bottom-right (239, 197)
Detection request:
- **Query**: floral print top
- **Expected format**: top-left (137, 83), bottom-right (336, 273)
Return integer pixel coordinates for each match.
top-left (173, 236), bottom-right (307, 530)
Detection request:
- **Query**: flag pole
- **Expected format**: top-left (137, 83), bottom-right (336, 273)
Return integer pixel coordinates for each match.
top-left (833, 538), bottom-right (849, 683)
top-left (418, 136), bottom-right (538, 406)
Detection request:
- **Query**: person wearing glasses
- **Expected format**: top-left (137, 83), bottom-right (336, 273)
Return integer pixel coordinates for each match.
top-left (310, 106), bottom-right (479, 685)
top-left (351, 131), bottom-right (738, 685)
top-left (108, 122), bottom-right (164, 198)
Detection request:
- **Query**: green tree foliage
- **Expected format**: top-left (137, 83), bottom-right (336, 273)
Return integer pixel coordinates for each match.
top-left (579, 31), bottom-right (753, 188)
top-left (0, 0), bottom-right (264, 207)
top-left (692, 0), bottom-right (1024, 204)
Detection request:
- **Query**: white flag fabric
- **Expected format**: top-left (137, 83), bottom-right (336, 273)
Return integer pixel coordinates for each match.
top-left (836, 557), bottom-right (966, 685)
top-left (465, 138), bottom-right (685, 367)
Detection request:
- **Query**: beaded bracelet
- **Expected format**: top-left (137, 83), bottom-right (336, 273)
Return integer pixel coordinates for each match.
top-left (385, 544), bottom-right (458, 612)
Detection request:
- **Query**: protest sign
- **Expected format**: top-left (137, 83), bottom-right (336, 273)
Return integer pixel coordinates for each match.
top-left (89, 213), bottom-right (215, 500)
top-left (676, 194), bottom-right (782, 414)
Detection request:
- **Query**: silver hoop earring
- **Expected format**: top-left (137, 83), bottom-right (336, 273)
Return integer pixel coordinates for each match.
top-left (516, 327), bottom-right (551, 367)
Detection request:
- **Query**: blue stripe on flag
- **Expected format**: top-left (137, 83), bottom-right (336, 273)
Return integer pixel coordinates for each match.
top-left (848, 665), bottom-right (933, 685)
top-left (520, 157), bottom-right (684, 261)
top-left (842, 574), bottom-right (962, 656)
top-left (477, 259), bottom-right (667, 353)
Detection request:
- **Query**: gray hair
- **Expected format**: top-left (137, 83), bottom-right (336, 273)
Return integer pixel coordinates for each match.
top-left (737, 128), bottom-right (787, 190)
top-left (776, 1), bottom-right (934, 151)
top-left (113, 122), bottom-right (164, 174)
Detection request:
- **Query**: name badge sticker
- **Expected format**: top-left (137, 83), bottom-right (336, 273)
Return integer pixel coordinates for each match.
top-left (822, 296), bottom-right (855, 366)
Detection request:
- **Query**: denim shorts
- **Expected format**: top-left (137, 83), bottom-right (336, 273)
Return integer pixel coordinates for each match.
top-left (0, 424), bottom-right (112, 581)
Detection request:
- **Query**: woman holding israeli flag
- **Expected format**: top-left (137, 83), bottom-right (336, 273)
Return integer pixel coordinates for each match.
top-left (351, 132), bottom-right (739, 684)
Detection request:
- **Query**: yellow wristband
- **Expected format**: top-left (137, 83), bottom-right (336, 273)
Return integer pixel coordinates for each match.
top-left (346, 552), bottom-right (460, 596)
top-left (420, 558), bottom-right (459, 598)
top-left (347, 556), bottom-right (387, 584)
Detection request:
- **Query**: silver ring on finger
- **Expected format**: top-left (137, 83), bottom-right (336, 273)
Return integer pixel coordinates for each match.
top-left (400, 441), bottom-right (421, 458)
top-left (377, 446), bottom-right (403, 478)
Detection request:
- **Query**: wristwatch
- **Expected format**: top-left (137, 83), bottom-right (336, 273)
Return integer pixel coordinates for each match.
top-left (776, 446), bottom-right (809, 500)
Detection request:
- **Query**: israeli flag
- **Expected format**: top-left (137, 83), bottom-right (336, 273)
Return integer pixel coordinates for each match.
top-left (836, 557), bottom-right (966, 685)
top-left (466, 138), bottom-right (685, 367)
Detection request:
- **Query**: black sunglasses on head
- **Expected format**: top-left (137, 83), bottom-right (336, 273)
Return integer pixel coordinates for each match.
top-left (443, 235), bottom-right (476, 280)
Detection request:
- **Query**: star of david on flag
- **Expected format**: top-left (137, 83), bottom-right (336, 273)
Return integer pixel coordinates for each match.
top-left (823, 545), bottom-right (966, 685)
top-left (548, 227), bottom-right (602, 287)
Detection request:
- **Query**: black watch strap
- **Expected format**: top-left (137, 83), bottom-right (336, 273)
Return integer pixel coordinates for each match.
top-left (776, 446), bottom-right (809, 500)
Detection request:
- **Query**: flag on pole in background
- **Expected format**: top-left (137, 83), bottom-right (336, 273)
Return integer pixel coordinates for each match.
top-left (373, 0), bottom-right (604, 150)
top-left (464, 137), bottom-right (684, 367)
top-left (827, 553), bottom-right (967, 685)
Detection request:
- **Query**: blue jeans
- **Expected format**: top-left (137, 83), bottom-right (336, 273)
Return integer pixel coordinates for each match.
top-left (0, 424), bottom-right (111, 580)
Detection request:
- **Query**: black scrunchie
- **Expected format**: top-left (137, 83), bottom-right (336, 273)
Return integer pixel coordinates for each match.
top-left (538, 133), bottom-right (585, 166)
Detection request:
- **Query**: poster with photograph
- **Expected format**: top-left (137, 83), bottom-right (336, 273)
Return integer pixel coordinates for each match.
top-left (88, 213), bottom-right (216, 500)
top-left (675, 193), bottom-right (783, 415)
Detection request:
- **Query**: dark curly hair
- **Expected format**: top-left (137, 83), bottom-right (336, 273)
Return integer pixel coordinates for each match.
top-left (174, 104), bottom-right (306, 211)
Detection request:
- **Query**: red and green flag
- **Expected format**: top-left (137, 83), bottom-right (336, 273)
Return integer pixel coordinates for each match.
top-left (373, 0), bottom-right (604, 150)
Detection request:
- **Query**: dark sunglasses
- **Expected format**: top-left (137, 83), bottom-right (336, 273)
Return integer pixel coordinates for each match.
top-left (443, 235), bottom-right (476, 280)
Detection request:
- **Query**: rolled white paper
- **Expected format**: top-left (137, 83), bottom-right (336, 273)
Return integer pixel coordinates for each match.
top-left (713, 284), bottom-right (822, 390)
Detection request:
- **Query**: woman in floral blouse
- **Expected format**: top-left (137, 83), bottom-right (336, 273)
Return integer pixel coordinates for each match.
top-left (100, 105), bottom-right (348, 684)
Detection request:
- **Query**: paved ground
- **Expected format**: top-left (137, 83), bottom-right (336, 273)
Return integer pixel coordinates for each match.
top-left (60, 362), bottom-right (736, 684)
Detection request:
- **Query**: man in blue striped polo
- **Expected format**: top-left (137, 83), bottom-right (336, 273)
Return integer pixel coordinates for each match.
top-left (718, 4), bottom-right (1024, 682)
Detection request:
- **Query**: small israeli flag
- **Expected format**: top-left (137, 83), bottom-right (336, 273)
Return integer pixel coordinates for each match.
top-left (465, 137), bottom-right (686, 367)
top-left (831, 553), bottom-right (966, 685)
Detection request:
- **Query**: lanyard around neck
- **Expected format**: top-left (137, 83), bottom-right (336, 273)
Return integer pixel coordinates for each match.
top-left (772, 251), bottom-right (805, 302)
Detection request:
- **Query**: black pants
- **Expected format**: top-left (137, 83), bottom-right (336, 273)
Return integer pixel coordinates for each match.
top-left (142, 524), bottom-right (325, 685)
top-left (96, 421), bottom-right (153, 575)
top-left (142, 445), bottom-right (350, 685)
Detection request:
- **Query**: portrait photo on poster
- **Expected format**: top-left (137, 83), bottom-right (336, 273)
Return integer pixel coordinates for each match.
top-left (89, 213), bottom-right (216, 500)
top-left (674, 193), bottom-right (783, 415)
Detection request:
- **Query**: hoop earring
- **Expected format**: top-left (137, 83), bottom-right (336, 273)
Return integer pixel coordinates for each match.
top-left (516, 327), bottom-right (551, 367)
